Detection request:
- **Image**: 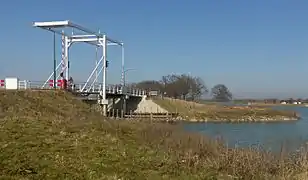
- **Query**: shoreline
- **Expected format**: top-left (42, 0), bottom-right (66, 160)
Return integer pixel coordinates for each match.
top-left (152, 98), bottom-right (301, 123)
top-left (179, 116), bottom-right (299, 123)
top-left (250, 103), bottom-right (307, 107)
top-left (117, 114), bottom-right (300, 124)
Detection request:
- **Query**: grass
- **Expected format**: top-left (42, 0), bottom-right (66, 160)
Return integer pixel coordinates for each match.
top-left (0, 90), bottom-right (308, 179)
top-left (152, 97), bottom-right (299, 122)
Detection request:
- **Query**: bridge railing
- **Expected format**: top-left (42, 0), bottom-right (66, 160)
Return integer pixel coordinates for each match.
top-left (17, 80), bottom-right (55, 90)
top-left (14, 80), bottom-right (146, 97)
top-left (72, 82), bottom-right (147, 96)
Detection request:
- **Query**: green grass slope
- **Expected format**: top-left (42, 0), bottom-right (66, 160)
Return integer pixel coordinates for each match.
top-left (0, 90), bottom-right (307, 179)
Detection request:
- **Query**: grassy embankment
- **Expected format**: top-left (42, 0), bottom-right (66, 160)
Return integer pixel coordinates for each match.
top-left (152, 98), bottom-right (300, 122)
top-left (1, 90), bottom-right (308, 179)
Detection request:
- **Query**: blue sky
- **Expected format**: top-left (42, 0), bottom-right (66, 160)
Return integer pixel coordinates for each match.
top-left (1, 0), bottom-right (308, 98)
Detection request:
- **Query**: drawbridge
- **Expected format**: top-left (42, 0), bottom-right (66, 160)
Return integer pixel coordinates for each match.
top-left (0, 20), bottom-right (146, 116)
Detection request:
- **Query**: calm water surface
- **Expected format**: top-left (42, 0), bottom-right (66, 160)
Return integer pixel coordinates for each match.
top-left (184, 106), bottom-right (308, 152)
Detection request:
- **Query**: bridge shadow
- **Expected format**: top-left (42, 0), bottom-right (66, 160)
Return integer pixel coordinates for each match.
top-left (70, 91), bottom-right (143, 115)
top-left (108, 95), bottom-right (143, 115)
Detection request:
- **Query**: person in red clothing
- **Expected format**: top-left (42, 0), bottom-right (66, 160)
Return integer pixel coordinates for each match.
top-left (60, 72), bottom-right (67, 90)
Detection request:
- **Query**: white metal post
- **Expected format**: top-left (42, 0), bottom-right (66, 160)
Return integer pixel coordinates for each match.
top-left (121, 45), bottom-right (127, 114)
top-left (65, 36), bottom-right (69, 79)
top-left (95, 46), bottom-right (98, 86)
top-left (61, 32), bottom-right (66, 78)
top-left (121, 44), bottom-right (125, 86)
top-left (102, 35), bottom-right (107, 116)
top-left (96, 30), bottom-right (100, 88)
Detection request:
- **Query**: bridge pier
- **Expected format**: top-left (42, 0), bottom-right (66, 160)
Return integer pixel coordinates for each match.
top-left (103, 105), bottom-right (107, 116)
top-left (97, 92), bottom-right (108, 116)
top-left (122, 95), bottom-right (129, 116)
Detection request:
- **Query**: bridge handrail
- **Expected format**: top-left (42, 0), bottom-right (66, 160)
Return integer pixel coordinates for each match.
top-left (14, 80), bottom-right (147, 97)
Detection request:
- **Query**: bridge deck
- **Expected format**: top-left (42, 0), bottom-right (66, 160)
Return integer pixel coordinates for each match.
top-left (0, 80), bottom-right (147, 98)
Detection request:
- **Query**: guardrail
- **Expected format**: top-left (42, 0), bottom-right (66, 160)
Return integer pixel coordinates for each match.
top-left (14, 80), bottom-right (146, 97)
top-left (68, 83), bottom-right (146, 96)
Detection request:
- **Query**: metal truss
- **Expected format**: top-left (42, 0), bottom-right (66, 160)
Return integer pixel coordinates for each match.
top-left (33, 20), bottom-right (125, 115)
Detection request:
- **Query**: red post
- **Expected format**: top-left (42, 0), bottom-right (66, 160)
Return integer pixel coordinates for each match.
top-left (0, 80), bottom-right (4, 87)
top-left (49, 80), bottom-right (54, 87)
top-left (57, 79), bottom-right (62, 88)
top-left (58, 79), bottom-right (67, 90)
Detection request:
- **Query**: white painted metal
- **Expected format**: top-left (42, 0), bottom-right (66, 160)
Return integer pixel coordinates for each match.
top-left (80, 44), bottom-right (104, 92)
top-left (70, 38), bottom-right (104, 43)
top-left (121, 45), bottom-right (125, 86)
top-left (16, 80), bottom-right (146, 97)
top-left (95, 46), bottom-right (98, 89)
top-left (102, 35), bottom-right (108, 115)
top-left (87, 64), bottom-right (103, 93)
top-left (33, 20), bottom-right (70, 28)
top-left (61, 32), bottom-right (66, 75)
top-left (33, 20), bottom-right (124, 95)
top-left (65, 35), bottom-right (69, 79)
top-left (41, 62), bottom-right (61, 88)
top-left (18, 80), bottom-right (28, 89)
top-left (33, 20), bottom-right (123, 45)
top-left (32, 19), bottom-right (147, 115)
top-left (5, 77), bottom-right (19, 90)
top-left (71, 34), bottom-right (96, 38)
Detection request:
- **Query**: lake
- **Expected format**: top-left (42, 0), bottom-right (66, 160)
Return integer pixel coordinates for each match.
top-left (184, 106), bottom-right (308, 152)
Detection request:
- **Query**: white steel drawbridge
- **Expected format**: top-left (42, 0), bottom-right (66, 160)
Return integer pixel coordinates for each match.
top-left (32, 20), bottom-right (128, 115)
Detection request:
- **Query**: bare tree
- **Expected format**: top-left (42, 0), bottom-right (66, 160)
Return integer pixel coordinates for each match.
top-left (133, 73), bottom-right (207, 100)
top-left (190, 77), bottom-right (208, 101)
top-left (160, 75), bottom-right (180, 98)
top-left (174, 74), bottom-right (191, 99)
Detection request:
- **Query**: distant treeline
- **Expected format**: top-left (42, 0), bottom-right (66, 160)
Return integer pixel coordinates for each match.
top-left (128, 73), bottom-right (232, 102)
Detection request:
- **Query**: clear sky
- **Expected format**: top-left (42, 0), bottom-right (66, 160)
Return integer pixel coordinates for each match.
top-left (1, 0), bottom-right (308, 98)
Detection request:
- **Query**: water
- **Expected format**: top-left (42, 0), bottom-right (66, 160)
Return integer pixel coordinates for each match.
top-left (184, 106), bottom-right (308, 152)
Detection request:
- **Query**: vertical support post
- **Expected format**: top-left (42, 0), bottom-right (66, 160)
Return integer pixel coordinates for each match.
top-left (121, 45), bottom-right (127, 115)
top-left (61, 32), bottom-right (69, 80)
top-left (61, 31), bottom-right (66, 78)
top-left (121, 44), bottom-right (125, 86)
top-left (102, 35), bottom-right (107, 116)
top-left (95, 46), bottom-right (98, 86)
top-left (53, 32), bottom-right (56, 89)
top-left (65, 36), bottom-right (69, 79)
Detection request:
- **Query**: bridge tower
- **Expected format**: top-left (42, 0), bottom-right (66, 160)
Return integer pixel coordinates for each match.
top-left (33, 20), bottom-right (125, 116)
